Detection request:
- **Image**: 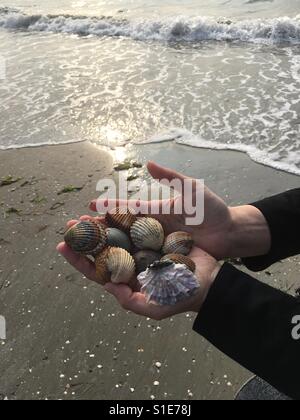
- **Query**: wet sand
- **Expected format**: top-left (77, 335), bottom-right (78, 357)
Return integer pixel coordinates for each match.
top-left (0, 141), bottom-right (299, 400)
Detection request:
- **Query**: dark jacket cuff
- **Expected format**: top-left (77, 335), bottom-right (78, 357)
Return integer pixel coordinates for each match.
top-left (242, 189), bottom-right (300, 271)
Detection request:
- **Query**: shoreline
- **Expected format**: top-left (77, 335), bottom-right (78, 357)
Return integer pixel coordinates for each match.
top-left (0, 141), bottom-right (299, 400)
top-left (1, 139), bottom-right (299, 178)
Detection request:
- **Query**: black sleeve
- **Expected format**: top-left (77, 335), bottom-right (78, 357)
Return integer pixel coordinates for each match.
top-left (242, 188), bottom-right (300, 271)
top-left (193, 263), bottom-right (300, 400)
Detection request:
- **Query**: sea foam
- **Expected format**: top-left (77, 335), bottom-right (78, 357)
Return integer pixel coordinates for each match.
top-left (0, 9), bottom-right (300, 45)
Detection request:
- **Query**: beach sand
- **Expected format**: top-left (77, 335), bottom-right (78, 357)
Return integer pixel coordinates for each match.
top-left (0, 141), bottom-right (299, 400)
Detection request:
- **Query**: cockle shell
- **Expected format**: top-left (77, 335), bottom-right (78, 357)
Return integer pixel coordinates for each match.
top-left (138, 262), bottom-right (200, 306)
top-left (162, 232), bottom-right (194, 256)
top-left (133, 250), bottom-right (161, 274)
top-left (105, 206), bottom-right (137, 232)
top-left (95, 248), bottom-right (110, 285)
top-left (130, 217), bottom-right (164, 251)
top-left (64, 221), bottom-right (107, 255)
top-left (106, 228), bottom-right (132, 252)
top-left (106, 247), bottom-right (135, 284)
top-left (95, 247), bottom-right (136, 285)
top-left (161, 254), bottom-right (196, 273)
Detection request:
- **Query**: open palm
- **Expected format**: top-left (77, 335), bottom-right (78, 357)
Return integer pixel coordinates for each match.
top-left (57, 238), bottom-right (219, 320)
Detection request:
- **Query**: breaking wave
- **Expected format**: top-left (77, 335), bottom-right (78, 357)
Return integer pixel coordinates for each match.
top-left (1, 8), bottom-right (300, 45)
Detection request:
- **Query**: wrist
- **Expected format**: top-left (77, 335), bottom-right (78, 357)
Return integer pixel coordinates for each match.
top-left (228, 205), bottom-right (271, 258)
top-left (191, 262), bottom-right (221, 313)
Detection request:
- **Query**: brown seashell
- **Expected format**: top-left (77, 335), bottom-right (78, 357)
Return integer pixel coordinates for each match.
top-left (130, 217), bottom-right (164, 251)
top-left (162, 232), bottom-right (194, 256)
top-left (161, 254), bottom-right (196, 273)
top-left (133, 250), bottom-right (161, 274)
top-left (105, 206), bottom-right (137, 232)
top-left (95, 248), bottom-right (110, 285)
top-left (106, 247), bottom-right (136, 284)
top-left (64, 221), bottom-right (107, 255)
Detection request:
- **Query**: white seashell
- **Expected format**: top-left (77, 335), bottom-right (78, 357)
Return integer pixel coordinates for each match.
top-left (106, 247), bottom-right (135, 284)
top-left (137, 261), bottom-right (200, 306)
top-left (130, 217), bottom-right (164, 251)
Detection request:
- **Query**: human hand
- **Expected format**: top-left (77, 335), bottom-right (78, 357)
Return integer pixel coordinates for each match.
top-left (57, 222), bottom-right (220, 320)
top-left (90, 161), bottom-right (232, 260)
top-left (90, 161), bottom-right (271, 260)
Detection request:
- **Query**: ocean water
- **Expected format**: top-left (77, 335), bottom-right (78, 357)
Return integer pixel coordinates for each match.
top-left (0, 1), bottom-right (299, 174)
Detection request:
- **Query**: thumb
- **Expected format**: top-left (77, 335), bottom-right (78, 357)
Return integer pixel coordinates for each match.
top-left (147, 161), bottom-right (188, 184)
top-left (147, 161), bottom-right (198, 196)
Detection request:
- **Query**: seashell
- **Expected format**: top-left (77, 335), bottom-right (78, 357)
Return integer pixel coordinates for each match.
top-left (130, 217), bottom-right (164, 251)
top-left (138, 262), bottom-right (200, 306)
top-left (105, 206), bottom-right (137, 232)
top-left (64, 221), bottom-right (107, 255)
top-left (162, 232), bottom-right (194, 256)
top-left (161, 254), bottom-right (196, 273)
top-left (106, 228), bottom-right (132, 252)
top-left (106, 247), bottom-right (136, 284)
top-left (133, 250), bottom-right (161, 274)
top-left (95, 248), bottom-right (110, 285)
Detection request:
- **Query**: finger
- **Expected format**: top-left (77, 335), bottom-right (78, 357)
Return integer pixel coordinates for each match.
top-left (80, 215), bottom-right (94, 221)
top-left (89, 198), bottom-right (172, 227)
top-left (57, 242), bottom-right (99, 283)
top-left (90, 198), bottom-right (150, 214)
top-left (147, 161), bottom-right (188, 183)
top-left (104, 283), bottom-right (175, 320)
top-left (104, 283), bottom-right (134, 307)
top-left (66, 219), bottom-right (79, 229)
top-left (148, 161), bottom-right (201, 197)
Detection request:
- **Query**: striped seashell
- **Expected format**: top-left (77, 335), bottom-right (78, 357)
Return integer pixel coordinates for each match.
top-left (130, 217), bottom-right (164, 252)
top-left (162, 232), bottom-right (194, 256)
top-left (105, 206), bottom-right (137, 232)
top-left (64, 221), bottom-right (107, 255)
top-left (133, 250), bottom-right (161, 274)
top-left (161, 254), bottom-right (196, 273)
top-left (138, 262), bottom-right (200, 306)
top-left (95, 248), bottom-right (110, 285)
top-left (106, 247), bottom-right (136, 284)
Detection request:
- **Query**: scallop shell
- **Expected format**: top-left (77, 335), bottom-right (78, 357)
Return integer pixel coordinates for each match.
top-left (106, 247), bottom-right (136, 284)
top-left (64, 221), bottom-right (107, 255)
top-left (95, 248), bottom-right (110, 285)
top-left (133, 250), bottom-right (161, 274)
top-left (161, 254), bottom-right (196, 273)
top-left (106, 228), bottom-right (132, 252)
top-left (105, 206), bottom-right (137, 232)
top-left (162, 232), bottom-right (194, 256)
top-left (130, 217), bottom-right (164, 251)
top-left (138, 262), bottom-right (200, 306)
